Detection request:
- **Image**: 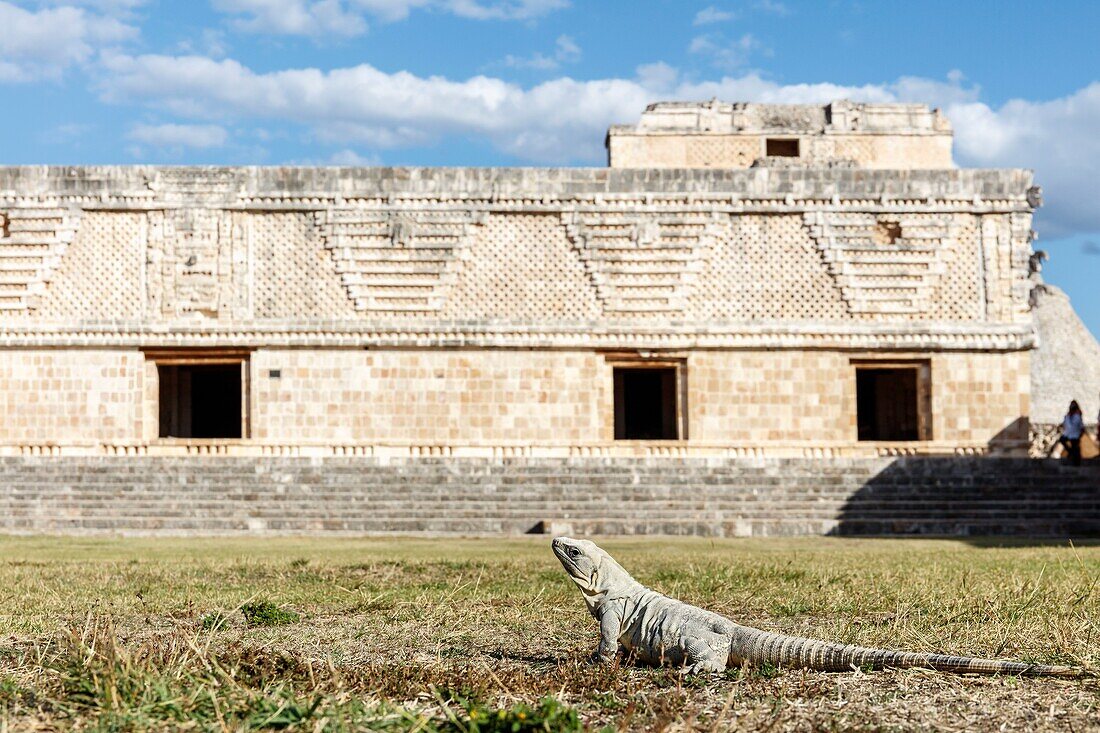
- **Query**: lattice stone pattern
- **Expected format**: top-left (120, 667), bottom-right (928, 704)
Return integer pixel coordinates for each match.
top-left (1, 208), bottom-right (1017, 324)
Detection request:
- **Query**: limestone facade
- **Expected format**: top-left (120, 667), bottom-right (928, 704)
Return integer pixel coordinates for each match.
top-left (608, 101), bottom-right (954, 169)
top-left (0, 103), bottom-right (1041, 457)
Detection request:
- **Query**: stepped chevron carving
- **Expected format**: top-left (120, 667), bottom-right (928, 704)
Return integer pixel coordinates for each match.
top-left (803, 212), bottom-right (955, 316)
top-left (563, 212), bottom-right (718, 315)
top-left (0, 207), bottom-right (81, 312)
top-left (319, 209), bottom-right (487, 313)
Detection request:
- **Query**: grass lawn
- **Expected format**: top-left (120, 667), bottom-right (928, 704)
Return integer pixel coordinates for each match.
top-left (1, 535), bottom-right (1098, 731)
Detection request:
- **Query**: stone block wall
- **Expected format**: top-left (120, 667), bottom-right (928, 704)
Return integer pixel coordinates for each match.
top-left (250, 349), bottom-right (608, 444)
top-left (247, 348), bottom-right (1031, 447)
top-left (0, 350), bottom-right (145, 443)
top-left (688, 351), bottom-right (852, 442)
top-left (934, 351), bottom-right (1030, 444)
top-left (0, 346), bottom-right (1032, 450)
top-left (687, 350), bottom-right (1027, 446)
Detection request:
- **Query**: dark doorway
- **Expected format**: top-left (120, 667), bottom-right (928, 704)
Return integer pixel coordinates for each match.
top-left (158, 363), bottom-right (242, 439)
top-left (765, 138), bottom-right (800, 157)
top-left (614, 367), bottom-right (678, 440)
top-left (856, 368), bottom-right (920, 441)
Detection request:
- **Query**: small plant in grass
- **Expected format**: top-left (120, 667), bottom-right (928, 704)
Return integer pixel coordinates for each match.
top-left (200, 611), bottom-right (230, 631)
top-left (241, 600), bottom-right (299, 627)
top-left (459, 696), bottom-right (582, 733)
top-left (587, 690), bottom-right (625, 712)
top-left (678, 672), bottom-right (711, 689)
top-left (755, 661), bottom-right (782, 678)
top-left (0, 675), bottom-right (26, 707)
top-left (729, 661), bottom-right (782, 680)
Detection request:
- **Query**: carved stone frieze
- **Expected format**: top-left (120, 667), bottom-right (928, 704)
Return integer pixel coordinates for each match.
top-left (563, 212), bottom-right (719, 316)
top-left (978, 213), bottom-right (1034, 323)
top-left (803, 212), bottom-right (956, 316)
top-left (317, 208), bottom-right (487, 313)
top-left (0, 206), bottom-right (81, 313)
top-left (145, 209), bottom-right (249, 319)
top-left (0, 165), bottom-right (1040, 343)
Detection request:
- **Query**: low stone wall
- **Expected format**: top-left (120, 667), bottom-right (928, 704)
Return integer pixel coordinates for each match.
top-left (1, 456), bottom-right (1096, 537)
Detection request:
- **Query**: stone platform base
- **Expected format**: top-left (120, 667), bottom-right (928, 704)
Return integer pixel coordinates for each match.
top-left (1, 456), bottom-right (1097, 537)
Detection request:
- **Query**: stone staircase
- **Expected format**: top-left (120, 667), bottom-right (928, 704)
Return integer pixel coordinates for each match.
top-left (1, 456), bottom-right (1097, 537)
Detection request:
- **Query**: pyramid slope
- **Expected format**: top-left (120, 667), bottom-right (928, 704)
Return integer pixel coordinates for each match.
top-left (1031, 285), bottom-right (1100, 424)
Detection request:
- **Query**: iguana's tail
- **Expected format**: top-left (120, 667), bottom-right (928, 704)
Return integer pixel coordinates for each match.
top-left (731, 627), bottom-right (1085, 678)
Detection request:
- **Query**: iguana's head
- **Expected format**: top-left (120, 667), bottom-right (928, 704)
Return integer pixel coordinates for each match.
top-left (552, 537), bottom-right (638, 612)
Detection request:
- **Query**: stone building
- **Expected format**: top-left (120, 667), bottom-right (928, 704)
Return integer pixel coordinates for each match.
top-left (4, 101), bottom-right (1094, 537)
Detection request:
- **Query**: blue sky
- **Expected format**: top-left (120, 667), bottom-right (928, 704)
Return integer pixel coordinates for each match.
top-left (3, 0), bottom-right (1098, 337)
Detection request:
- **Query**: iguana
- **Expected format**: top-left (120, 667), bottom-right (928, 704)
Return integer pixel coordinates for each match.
top-left (552, 537), bottom-right (1084, 677)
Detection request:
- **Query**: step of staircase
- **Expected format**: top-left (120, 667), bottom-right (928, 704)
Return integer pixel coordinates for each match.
top-left (1, 456), bottom-right (1097, 537)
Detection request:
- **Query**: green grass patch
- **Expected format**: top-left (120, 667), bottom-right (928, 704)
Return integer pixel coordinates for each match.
top-left (461, 696), bottom-right (583, 733)
top-left (200, 610), bottom-right (231, 631)
top-left (241, 600), bottom-right (300, 627)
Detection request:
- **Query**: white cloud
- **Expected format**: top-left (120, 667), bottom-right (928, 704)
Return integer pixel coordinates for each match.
top-left (38, 0), bottom-right (147, 16)
top-left (37, 122), bottom-right (92, 145)
top-left (176, 28), bottom-right (230, 58)
top-left (501, 34), bottom-right (580, 71)
top-left (348, 0), bottom-right (430, 21)
top-left (438, 0), bottom-right (568, 20)
top-left (326, 148), bottom-right (382, 165)
top-left (97, 51), bottom-right (649, 160)
top-left (212, 0), bottom-right (368, 37)
top-left (352, 0), bottom-right (567, 21)
top-left (689, 32), bottom-right (763, 70)
top-left (0, 1), bottom-right (136, 81)
top-left (92, 53), bottom-right (973, 163)
top-left (211, 0), bottom-right (566, 34)
top-left (753, 0), bottom-right (789, 15)
top-left (693, 6), bottom-right (734, 25)
top-left (945, 83), bottom-right (1100, 238)
top-left (128, 122), bottom-right (229, 149)
top-left (554, 34), bottom-right (581, 62)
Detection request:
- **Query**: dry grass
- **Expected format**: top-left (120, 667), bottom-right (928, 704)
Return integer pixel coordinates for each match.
top-left (0, 535), bottom-right (1098, 731)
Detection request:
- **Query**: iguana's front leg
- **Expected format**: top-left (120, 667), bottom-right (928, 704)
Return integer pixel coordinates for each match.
top-left (591, 604), bottom-right (623, 664)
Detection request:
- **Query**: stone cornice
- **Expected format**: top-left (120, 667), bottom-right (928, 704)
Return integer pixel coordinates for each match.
top-left (0, 166), bottom-right (1037, 211)
top-left (0, 322), bottom-right (1035, 351)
